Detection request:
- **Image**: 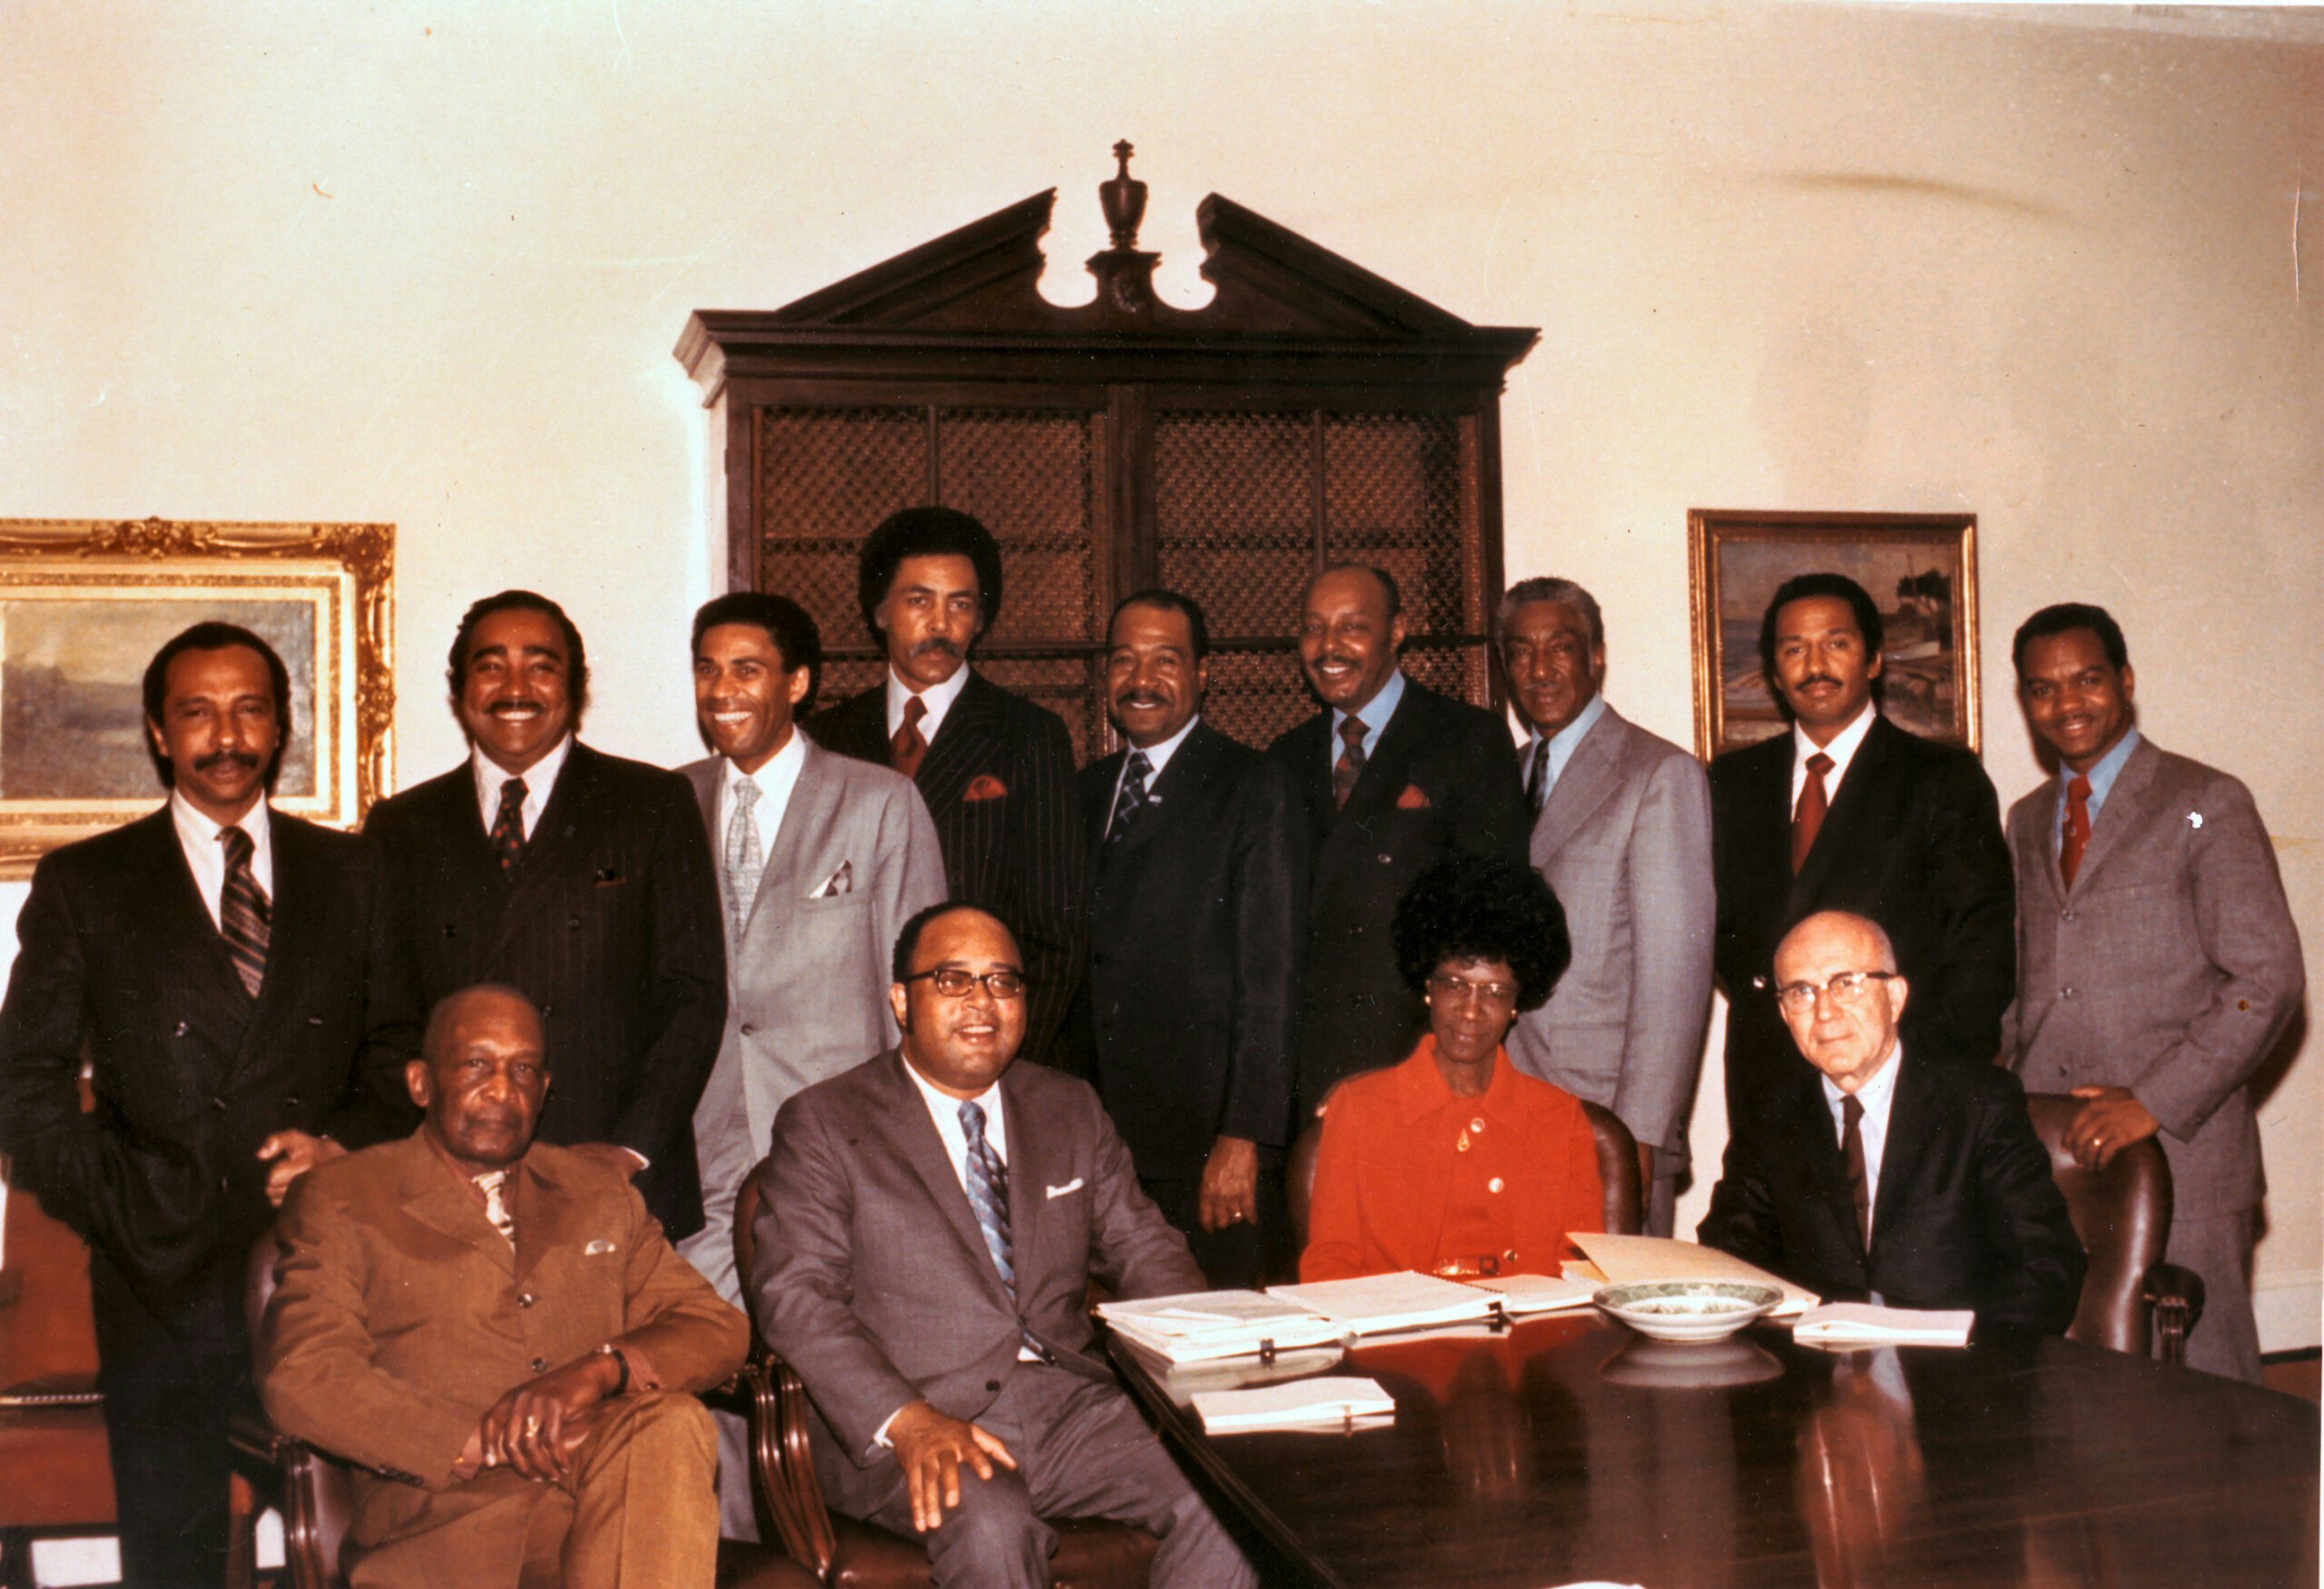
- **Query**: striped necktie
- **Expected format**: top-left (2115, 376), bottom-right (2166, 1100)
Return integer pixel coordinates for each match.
top-left (1333, 716), bottom-right (1368, 809)
top-left (219, 824), bottom-right (270, 999)
top-left (724, 776), bottom-right (764, 940)
top-left (475, 1170), bottom-right (517, 1248)
top-left (1108, 749), bottom-right (1154, 842)
top-left (959, 1100), bottom-right (1014, 1292)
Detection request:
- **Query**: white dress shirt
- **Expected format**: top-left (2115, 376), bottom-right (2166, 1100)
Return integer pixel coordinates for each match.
top-left (469, 734), bottom-right (573, 839)
top-left (1790, 702), bottom-right (1877, 812)
top-left (884, 663), bottom-right (973, 745)
top-left (1103, 714), bottom-right (1200, 839)
top-left (1820, 1040), bottom-right (1905, 1224)
top-left (171, 792), bottom-right (274, 929)
top-left (902, 1056), bottom-right (1009, 1189)
top-left (1524, 691), bottom-right (1608, 805)
top-left (722, 730), bottom-right (808, 864)
top-left (1327, 667), bottom-right (1406, 775)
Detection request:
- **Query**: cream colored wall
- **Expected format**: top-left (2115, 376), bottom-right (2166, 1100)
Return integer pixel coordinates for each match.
top-left (3, 2), bottom-right (2318, 1344)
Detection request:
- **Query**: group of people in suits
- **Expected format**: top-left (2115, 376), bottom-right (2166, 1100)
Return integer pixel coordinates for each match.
top-left (0, 491), bottom-right (2303, 1585)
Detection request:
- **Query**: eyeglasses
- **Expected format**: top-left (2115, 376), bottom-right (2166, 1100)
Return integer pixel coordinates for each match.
top-left (1768, 970), bottom-right (1896, 1015)
top-left (903, 968), bottom-right (1027, 1001)
top-left (1425, 975), bottom-right (1520, 1006)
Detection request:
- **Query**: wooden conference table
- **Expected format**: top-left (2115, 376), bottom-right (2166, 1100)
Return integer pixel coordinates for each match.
top-left (1111, 1313), bottom-right (2319, 1587)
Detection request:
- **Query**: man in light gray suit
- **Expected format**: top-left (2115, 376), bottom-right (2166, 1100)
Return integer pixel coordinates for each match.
top-left (1499, 577), bottom-right (1716, 1235)
top-left (2001, 603), bottom-right (2303, 1381)
top-left (676, 591), bottom-right (945, 1532)
top-left (751, 903), bottom-right (1255, 1586)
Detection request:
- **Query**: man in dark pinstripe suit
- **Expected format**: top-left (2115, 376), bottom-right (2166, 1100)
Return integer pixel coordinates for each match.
top-left (808, 508), bottom-right (1085, 1065)
top-left (365, 591), bottom-right (726, 1239)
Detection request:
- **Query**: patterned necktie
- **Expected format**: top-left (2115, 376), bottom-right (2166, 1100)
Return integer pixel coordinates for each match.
top-left (1108, 749), bottom-right (1154, 842)
top-left (489, 777), bottom-right (528, 872)
top-left (475, 1170), bottom-right (517, 1248)
top-left (219, 824), bottom-right (270, 999)
top-left (1841, 1094), bottom-right (1870, 1251)
top-left (1333, 716), bottom-right (1369, 810)
top-left (1525, 737), bottom-right (1551, 817)
top-left (892, 695), bottom-right (930, 780)
top-left (1791, 752), bottom-right (1835, 873)
top-left (724, 776), bottom-right (764, 941)
top-left (2060, 774), bottom-right (2093, 889)
top-left (959, 1100), bottom-right (1015, 1293)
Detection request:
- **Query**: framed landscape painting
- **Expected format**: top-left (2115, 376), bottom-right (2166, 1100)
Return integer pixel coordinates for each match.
top-left (0, 519), bottom-right (394, 876)
top-left (1689, 509), bottom-right (1980, 759)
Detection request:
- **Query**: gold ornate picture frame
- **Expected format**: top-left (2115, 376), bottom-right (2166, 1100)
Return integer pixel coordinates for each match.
top-left (0, 519), bottom-right (394, 876)
top-left (1689, 508), bottom-right (1980, 760)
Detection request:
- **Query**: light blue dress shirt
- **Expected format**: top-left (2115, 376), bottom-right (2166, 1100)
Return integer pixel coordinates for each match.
top-left (1524, 692), bottom-right (1609, 806)
top-left (1328, 667), bottom-right (1407, 774)
top-left (2053, 726), bottom-right (2142, 844)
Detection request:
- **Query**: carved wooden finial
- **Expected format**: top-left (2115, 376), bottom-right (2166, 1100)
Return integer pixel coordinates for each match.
top-left (1100, 140), bottom-right (1147, 252)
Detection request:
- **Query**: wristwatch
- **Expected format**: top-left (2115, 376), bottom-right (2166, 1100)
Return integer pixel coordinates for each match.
top-left (596, 1341), bottom-right (631, 1397)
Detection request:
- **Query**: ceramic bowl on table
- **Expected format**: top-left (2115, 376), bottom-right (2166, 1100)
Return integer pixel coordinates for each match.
top-left (1592, 1280), bottom-right (1785, 1344)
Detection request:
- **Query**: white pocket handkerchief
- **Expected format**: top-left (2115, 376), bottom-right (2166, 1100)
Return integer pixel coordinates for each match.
top-left (585, 1239), bottom-right (618, 1256)
top-left (811, 861), bottom-right (854, 899)
top-left (1046, 1178), bottom-right (1084, 1199)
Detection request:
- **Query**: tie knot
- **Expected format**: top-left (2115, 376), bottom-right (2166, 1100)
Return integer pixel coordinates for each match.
top-left (501, 777), bottom-right (527, 804)
top-left (220, 824), bottom-right (253, 868)
top-left (1340, 716), bottom-right (1368, 749)
top-left (2068, 774), bottom-right (2093, 802)
top-left (1126, 748), bottom-right (1152, 779)
top-left (475, 1170), bottom-right (507, 1196)
top-left (958, 1100), bottom-right (987, 1143)
top-left (1842, 1093), bottom-right (1865, 1125)
top-left (901, 695), bottom-right (928, 728)
top-left (732, 775), bottom-right (761, 809)
top-left (1807, 753), bottom-right (1835, 776)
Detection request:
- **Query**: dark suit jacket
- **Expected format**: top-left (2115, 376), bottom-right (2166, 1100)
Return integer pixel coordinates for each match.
top-left (364, 744), bottom-right (726, 1238)
top-left (809, 670), bottom-right (1085, 1066)
top-left (0, 806), bottom-right (407, 1330)
top-left (1698, 1050), bottom-right (2085, 1333)
top-left (1070, 720), bottom-right (1305, 1179)
top-left (749, 1050), bottom-right (1206, 1519)
top-left (1267, 676), bottom-right (1529, 1106)
top-left (1709, 715), bottom-right (2015, 1111)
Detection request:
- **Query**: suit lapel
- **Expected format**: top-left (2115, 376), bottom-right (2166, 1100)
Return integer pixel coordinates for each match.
top-left (129, 810), bottom-right (255, 1032)
top-left (916, 672), bottom-right (1001, 817)
top-left (2064, 736), bottom-right (2159, 898)
top-left (999, 1062), bottom-right (1048, 1292)
top-left (870, 1056), bottom-right (1015, 1307)
top-left (1787, 716), bottom-right (1892, 914)
top-left (513, 1150), bottom-right (580, 1287)
top-left (399, 1136), bottom-right (517, 1277)
top-left (2019, 775), bottom-right (2067, 911)
top-left (490, 745), bottom-right (596, 962)
top-left (1341, 683), bottom-right (1432, 821)
top-left (756, 739), bottom-right (842, 913)
top-left (1103, 724), bottom-right (1217, 865)
top-left (218, 813), bottom-right (326, 1087)
top-left (1082, 750), bottom-right (1124, 860)
top-left (1866, 1052), bottom-right (1932, 1256)
top-left (1531, 707), bottom-right (1624, 857)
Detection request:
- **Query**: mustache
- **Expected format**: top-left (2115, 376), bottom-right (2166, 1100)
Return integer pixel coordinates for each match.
top-left (1116, 690), bottom-right (1169, 709)
top-left (1793, 674), bottom-right (1841, 691)
top-left (911, 637), bottom-right (963, 661)
top-left (194, 749), bottom-right (261, 774)
top-left (486, 698), bottom-right (547, 716)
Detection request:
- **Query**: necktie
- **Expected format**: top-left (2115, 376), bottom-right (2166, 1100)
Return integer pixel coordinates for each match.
top-left (959, 1100), bottom-right (1015, 1292)
top-left (1791, 752), bottom-right (1834, 873)
top-left (724, 777), bottom-right (764, 941)
top-left (219, 825), bottom-right (270, 999)
top-left (1108, 749), bottom-right (1153, 842)
top-left (1333, 716), bottom-right (1369, 810)
top-left (489, 777), bottom-right (528, 872)
top-left (892, 696), bottom-right (930, 780)
top-left (2060, 774), bottom-right (2093, 889)
top-left (1841, 1094), bottom-right (1871, 1251)
top-left (475, 1170), bottom-right (517, 1248)
top-left (1525, 737), bottom-right (1551, 817)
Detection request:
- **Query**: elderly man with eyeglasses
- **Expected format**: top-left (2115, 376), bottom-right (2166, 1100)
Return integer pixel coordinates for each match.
top-left (1698, 909), bottom-right (2085, 1336)
top-left (748, 902), bottom-right (1256, 1588)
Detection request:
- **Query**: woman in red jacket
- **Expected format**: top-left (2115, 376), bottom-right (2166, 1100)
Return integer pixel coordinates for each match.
top-left (1302, 854), bottom-right (1603, 1281)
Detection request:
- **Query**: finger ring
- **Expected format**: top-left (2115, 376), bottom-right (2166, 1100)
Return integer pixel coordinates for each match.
top-left (524, 1416), bottom-right (542, 1436)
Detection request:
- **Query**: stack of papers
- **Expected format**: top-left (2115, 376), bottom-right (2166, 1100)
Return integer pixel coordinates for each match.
top-left (1095, 1290), bottom-right (1344, 1365)
top-left (1191, 1376), bottom-right (1395, 1434)
top-left (1794, 1304), bottom-right (1973, 1347)
top-left (1568, 1233), bottom-right (1821, 1318)
top-left (1271, 1271), bottom-right (1501, 1335)
top-left (1462, 1272), bottom-right (1600, 1315)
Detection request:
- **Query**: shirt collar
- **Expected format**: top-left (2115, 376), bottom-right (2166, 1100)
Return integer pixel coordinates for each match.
top-left (470, 733), bottom-right (572, 805)
top-left (1123, 714), bottom-right (1200, 781)
top-left (886, 660), bottom-right (972, 735)
top-left (901, 1051), bottom-right (1004, 1140)
top-left (1794, 700), bottom-right (1877, 785)
top-left (1531, 690), bottom-right (1608, 771)
top-left (725, 726), bottom-right (805, 797)
top-left (170, 788), bottom-right (271, 858)
top-left (1331, 666), bottom-right (1406, 742)
top-left (2074, 725), bottom-right (2142, 805)
top-left (1403, 1033), bottom-right (1521, 1123)
top-left (1820, 1038), bottom-right (1904, 1125)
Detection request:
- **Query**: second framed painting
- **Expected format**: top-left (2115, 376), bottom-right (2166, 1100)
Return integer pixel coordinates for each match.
top-left (1689, 509), bottom-right (1980, 760)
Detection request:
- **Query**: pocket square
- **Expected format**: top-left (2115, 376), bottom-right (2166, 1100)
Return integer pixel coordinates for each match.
top-left (964, 775), bottom-right (1009, 802)
top-left (1396, 784), bottom-right (1433, 810)
top-left (585, 1239), bottom-right (617, 1256)
top-left (811, 860), bottom-right (854, 898)
top-left (1046, 1178), bottom-right (1084, 1199)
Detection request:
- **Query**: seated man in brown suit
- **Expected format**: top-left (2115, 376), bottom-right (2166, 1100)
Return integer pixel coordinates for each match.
top-left (261, 984), bottom-right (749, 1588)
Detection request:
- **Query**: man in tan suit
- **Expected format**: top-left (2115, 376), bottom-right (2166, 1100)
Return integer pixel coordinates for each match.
top-left (261, 984), bottom-right (749, 1586)
top-left (2000, 604), bottom-right (2303, 1381)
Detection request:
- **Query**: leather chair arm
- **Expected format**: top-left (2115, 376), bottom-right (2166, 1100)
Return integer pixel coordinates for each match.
top-left (747, 1350), bottom-right (839, 1580)
top-left (2143, 1262), bottom-right (2208, 1367)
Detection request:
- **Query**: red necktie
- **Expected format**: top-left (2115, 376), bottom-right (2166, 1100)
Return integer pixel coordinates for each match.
top-left (1791, 752), bottom-right (1834, 873)
top-left (2060, 774), bottom-right (2093, 889)
top-left (1333, 716), bottom-right (1368, 810)
top-left (892, 696), bottom-right (930, 780)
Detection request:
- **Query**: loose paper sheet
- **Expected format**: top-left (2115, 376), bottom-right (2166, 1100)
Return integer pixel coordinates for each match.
top-left (1568, 1232), bottom-right (1820, 1316)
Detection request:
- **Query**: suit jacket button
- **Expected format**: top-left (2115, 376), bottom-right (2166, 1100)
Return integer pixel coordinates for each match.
top-left (2061, 987), bottom-right (2076, 999)
top-left (531, 1357), bottom-right (548, 1374)
top-left (517, 1292), bottom-right (537, 1308)
top-left (1377, 854), bottom-right (1393, 865)
top-left (539, 1004), bottom-right (554, 1019)
top-left (568, 917), bottom-right (582, 931)
top-left (739, 1023), bottom-right (757, 1037)
top-left (2062, 910), bottom-right (2078, 922)
top-left (211, 1095), bottom-right (229, 1111)
top-left (283, 1092), bottom-right (300, 1108)
top-left (985, 1380), bottom-right (1000, 1393)
top-left (174, 1022), bottom-right (190, 1037)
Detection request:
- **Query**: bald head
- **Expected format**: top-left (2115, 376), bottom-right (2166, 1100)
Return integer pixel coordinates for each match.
top-left (1772, 912), bottom-right (1908, 1093)
top-left (409, 985), bottom-right (550, 1174)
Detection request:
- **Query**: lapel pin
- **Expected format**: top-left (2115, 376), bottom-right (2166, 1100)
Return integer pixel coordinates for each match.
top-left (2188, 812), bottom-right (2204, 829)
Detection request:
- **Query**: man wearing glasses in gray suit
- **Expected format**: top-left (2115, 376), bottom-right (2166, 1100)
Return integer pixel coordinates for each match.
top-left (2001, 603), bottom-right (2304, 1381)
